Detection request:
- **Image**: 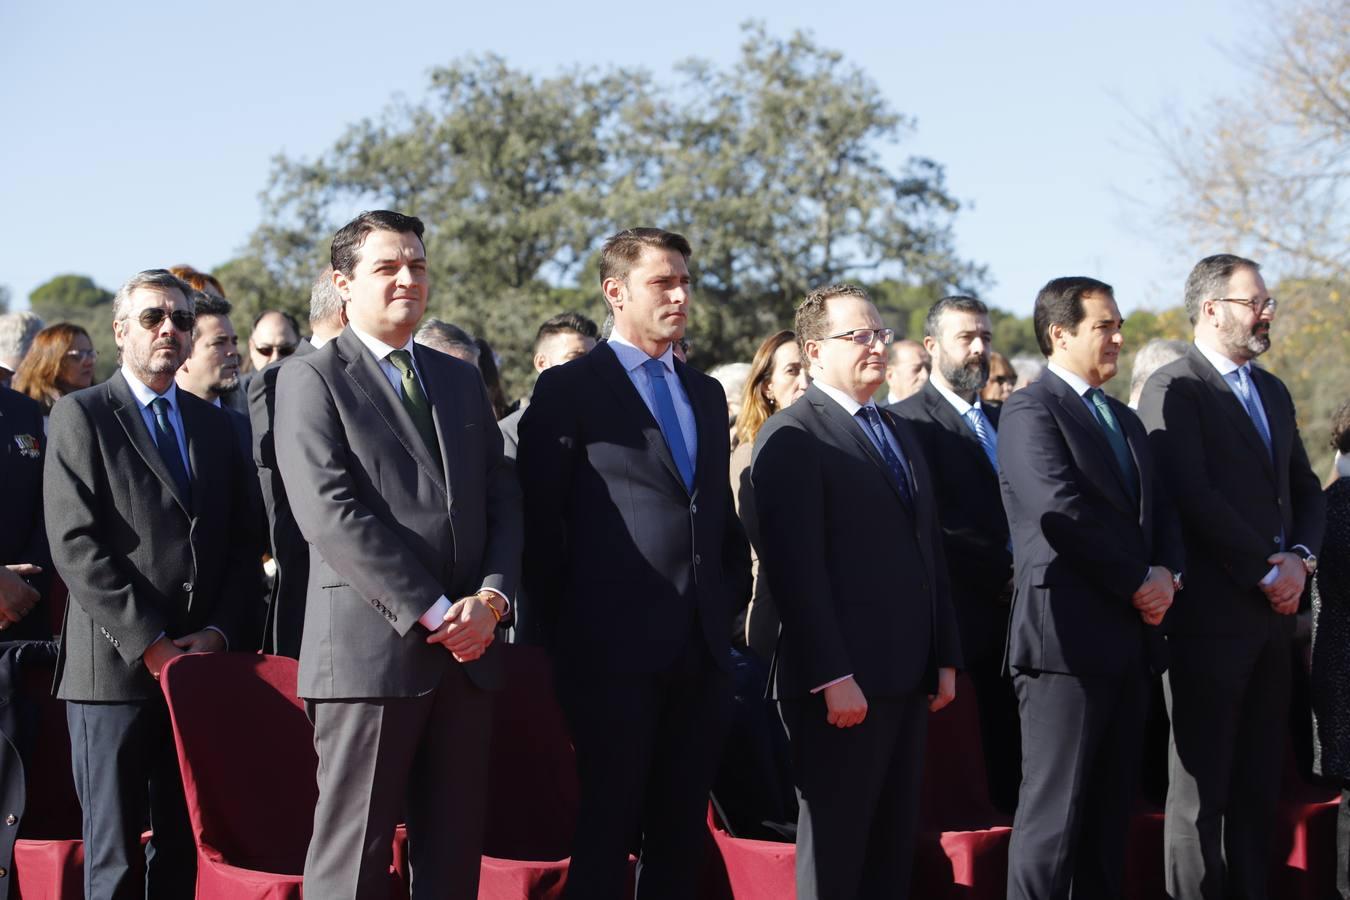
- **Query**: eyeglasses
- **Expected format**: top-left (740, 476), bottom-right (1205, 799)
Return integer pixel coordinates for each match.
top-left (824, 328), bottom-right (895, 346)
top-left (64, 349), bottom-right (98, 362)
top-left (137, 308), bottom-right (196, 331)
top-left (254, 344), bottom-right (297, 359)
top-left (1213, 297), bottom-right (1277, 315)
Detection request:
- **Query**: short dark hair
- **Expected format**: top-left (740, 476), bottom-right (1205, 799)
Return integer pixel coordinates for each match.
top-left (924, 295), bottom-right (989, 339)
top-left (1332, 400), bottom-right (1350, 454)
top-left (190, 291), bottom-right (232, 340)
top-left (1032, 276), bottom-right (1114, 357)
top-left (795, 283), bottom-right (870, 360)
top-left (251, 309), bottom-right (301, 337)
top-left (534, 312), bottom-right (599, 354)
top-left (1183, 254), bottom-right (1261, 324)
top-left (331, 210), bottom-right (426, 277)
top-left (599, 228), bottom-right (691, 286)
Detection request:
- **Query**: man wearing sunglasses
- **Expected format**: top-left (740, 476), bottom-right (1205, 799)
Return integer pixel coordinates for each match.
top-left (246, 309), bottom-right (301, 374)
top-left (1139, 254), bottom-right (1325, 900)
top-left (43, 269), bottom-right (260, 898)
top-left (750, 283), bottom-right (960, 899)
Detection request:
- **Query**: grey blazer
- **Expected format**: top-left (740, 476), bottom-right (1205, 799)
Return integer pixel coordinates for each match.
top-left (274, 328), bottom-right (522, 700)
top-left (44, 372), bottom-right (260, 701)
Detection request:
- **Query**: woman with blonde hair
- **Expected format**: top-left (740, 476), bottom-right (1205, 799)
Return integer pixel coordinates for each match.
top-left (731, 329), bottom-right (810, 658)
top-left (13, 323), bottom-right (97, 416)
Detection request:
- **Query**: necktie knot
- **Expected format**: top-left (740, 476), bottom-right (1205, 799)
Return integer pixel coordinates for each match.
top-left (388, 349), bottom-right (414, 375)
top-left (642, 358), bottom-right (667, 380)
top-left (151, 396), bottom-right (171, 417)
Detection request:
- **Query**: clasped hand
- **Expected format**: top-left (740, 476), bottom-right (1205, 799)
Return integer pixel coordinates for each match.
top-left (425, 593), bottom-right (497, 663)
top-left (1262, 552), bottom-right (1305, 615)
top-left (1132, 566), bottom-right (1175, 626)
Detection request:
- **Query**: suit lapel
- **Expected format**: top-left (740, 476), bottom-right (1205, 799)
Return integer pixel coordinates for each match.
top-left (338, 329), bottom-right (447, 495)
top-left (921, 382), bottom-right (994, 476)
top-left (675, 359), bottom-right (712, 499)
top-left (1250, 365), bottom-right (1289, 473)
top-left (108, 373), bottom-right (191, 515)
top-left (811, 386), bottom-right (911, 508)
top-left (591, 343), bottom-right (688, 495)
top-left (1044, 373), bottom-right (1136, 513)
top-left (413, 343), bottom-right (456, 502)
top-left (1186, 347), bottom-right (1276, 480)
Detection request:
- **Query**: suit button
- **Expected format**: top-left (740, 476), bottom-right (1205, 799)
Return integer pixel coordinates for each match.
top-left (690, 503), bottom-right (698, 514)
top-left (5, 815), bottom-right (15, 826)
top-left (1274, 537), bottom-right (1281, 545)
top-left (182, 582), bottom-right (193, 592)
top-left (694, 554), bottom-right (702, 565)
top-left (0, 866), bottom-right (7, 877)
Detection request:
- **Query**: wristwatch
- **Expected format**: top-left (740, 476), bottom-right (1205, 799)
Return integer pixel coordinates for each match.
top-left (1293, 546), bottom-right (1318, 575)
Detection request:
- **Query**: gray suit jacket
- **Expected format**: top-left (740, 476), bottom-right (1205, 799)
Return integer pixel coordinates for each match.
top-left (44, 372), bottom-right (260, 701)
top-left (274, 328), bottom-right (522, 700)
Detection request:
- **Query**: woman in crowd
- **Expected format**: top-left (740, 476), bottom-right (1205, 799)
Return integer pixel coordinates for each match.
top-left (980, 350), bottom-right (1017, 409)
top-left (730, 330), bottom-right (810, 659)
top-left (1311, 400), bottom-right (1350, 899)
top-left (13, 323), bottom-right (97, 417)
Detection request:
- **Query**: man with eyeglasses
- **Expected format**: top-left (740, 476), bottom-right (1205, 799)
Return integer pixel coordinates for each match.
top-left (1138, 254), bottom-right (1324, 900)
top-left (750, 283), bottom-right (959, 899)
top-left (43, 269), bottom-right (260, 898)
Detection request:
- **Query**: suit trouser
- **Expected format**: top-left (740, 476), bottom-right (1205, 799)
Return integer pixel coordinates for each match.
top-left (556, 641), bottom-right (733, 900)
top-left (1164, 629), bottom-right (1290, 900)
top-left (303, 661), bottom-right (493, 900)
top-left (1006, 667), bottom-right (1149, 900)
top-left (66, 698), bottom-right (196, 900)
top-left (780, 690), bottom-right (927, 900)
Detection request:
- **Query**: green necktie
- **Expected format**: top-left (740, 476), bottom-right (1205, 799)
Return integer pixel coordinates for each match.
top-left (1088, 388), bottom-right (1137, 495)
top-left (387, 350), bottom-right (441, 459)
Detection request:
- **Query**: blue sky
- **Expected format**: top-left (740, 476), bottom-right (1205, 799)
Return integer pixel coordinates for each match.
top-left (0, 0), bottom-right (1255, 317)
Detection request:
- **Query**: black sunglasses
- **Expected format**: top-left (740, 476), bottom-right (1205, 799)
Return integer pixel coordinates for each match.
top-left (137, 308), bottom-right (196, 332)
top-left (254, 343), bottom-right (297, 359)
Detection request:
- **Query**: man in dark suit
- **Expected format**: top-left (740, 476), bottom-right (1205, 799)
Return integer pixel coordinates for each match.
top-left (43, 269), bottom-right (259, 899)
top-left (498, 311), bottom-right (599, 461)
top-left (749, 283), bottom-right (960, 899)
top-left (1138, 254), bottom-right (1325, 900)
top-left (0, 385), bottom-right (49, 640)
top-left (998, 276), bottom-right (1183, 900)
top-left (517, 227), bottom-right (751, 899)
top-left (248, 267), bottom-right (345, 658)
top-left (275, 211), bottom-right (521, 899)
top-left (893, 294), bottom-right (1020, 814)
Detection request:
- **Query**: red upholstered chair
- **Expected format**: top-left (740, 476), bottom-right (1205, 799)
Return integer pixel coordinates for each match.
top-left (1269, 735), bottom-right (1339, 900)
top-left (159, 653), bottom-right (403, 899)
top-left (12, 649), bottom-right (85, 900)
top-left (707, 804), bottom-right (796, 899)
top-left (913, 671), bottom-right (1013, 900)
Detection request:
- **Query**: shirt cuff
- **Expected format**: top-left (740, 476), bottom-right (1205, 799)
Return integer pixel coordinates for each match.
top-left (1260, 565), bottom-right (1280, 587)
top-left (204, 625), bottom-right (229, 651)
top-left (811, 674), bottom-right (854, 694)
top-left (419, 595), bottom-right (452, 631)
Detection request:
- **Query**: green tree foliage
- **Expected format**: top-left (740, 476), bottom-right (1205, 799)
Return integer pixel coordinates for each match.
top-left (227, 24), bottom-right (987, 397)
top-left (28, 274), bottom-right (119, 381)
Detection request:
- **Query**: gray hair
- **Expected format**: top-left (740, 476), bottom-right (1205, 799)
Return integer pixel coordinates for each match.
top-left (0, 312), bottom-right (46, 370)
top-left (1183, 254), bottom-right (1260, 324)
top-left (310, 266), bottom-right (344, 326)
top-left (111, 269), bottom-right (192, 323)
top-left (1129, 339), bottom-right (1189, 406)
top-left (415, 318), bottom-right (479, 362)
top-left (709, 363), bottom-right (752, 407)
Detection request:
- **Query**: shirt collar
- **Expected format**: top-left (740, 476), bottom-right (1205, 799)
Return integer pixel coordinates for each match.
top-left (1046, 361), bottom-right (1096, 398)
top-left (607, 329), bottom-right (676, 375)
top-left (1193, 340), bottom-right (1246, 378)
top-left (350, 324), bottom-right (414, 366)
top-left (309, 334), bottom-right (330, 350)
top-left (814, 379), bottom-right (875, 417)
top-left (121, 365), bottom-right (180, 411)
top-left (930, 377), bottom-right (980, 417)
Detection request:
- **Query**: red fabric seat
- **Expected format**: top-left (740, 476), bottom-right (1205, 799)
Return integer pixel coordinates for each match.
top-left (159, 653), bottom-right (403, 899)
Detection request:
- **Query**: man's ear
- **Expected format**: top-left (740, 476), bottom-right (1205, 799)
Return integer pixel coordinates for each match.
top-left (332, 268), bottom-right (353, 302)
top-left (601, 276), bottom-right (624, 312)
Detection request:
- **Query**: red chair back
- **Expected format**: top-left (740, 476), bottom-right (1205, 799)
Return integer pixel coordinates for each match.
top-left (16, 654), bottom-right (81, 840)
top-left (482, 645), bottom-right (580, 860)
top-left (159, 653), bottom-right (317, 875)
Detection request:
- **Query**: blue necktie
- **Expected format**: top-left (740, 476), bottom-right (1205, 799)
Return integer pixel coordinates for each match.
top-left (150, 396), bottom-right (192, 504)
top-left (642, 358), bottom-right (695, 492)
top-left (965, 407), bottom-right (999, 472)
top-left (1232, 366), bottom-right (1273, 459)
top-left (858, 406), bottom-right (914, 507)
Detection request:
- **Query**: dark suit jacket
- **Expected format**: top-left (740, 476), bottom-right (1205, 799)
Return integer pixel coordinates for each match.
top-left (516, 342), bottom-right (751, 675)
top-left (44, 373), bottom-right (260, 701)
top-left (0, 388), bottom-right (50, 639)
top-left (274, 328), bottom-right (522, 700)
top-left (998, 369), bottom-right (1183, 677)
top-left (750, 384), bottom-right (962, 699)
top-left (893, 382), bottom-right (1012, 663)
top-left (246, 341), bottom-right (316, 657)
top-left (1137, 344), bottom-right (1324, 637)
